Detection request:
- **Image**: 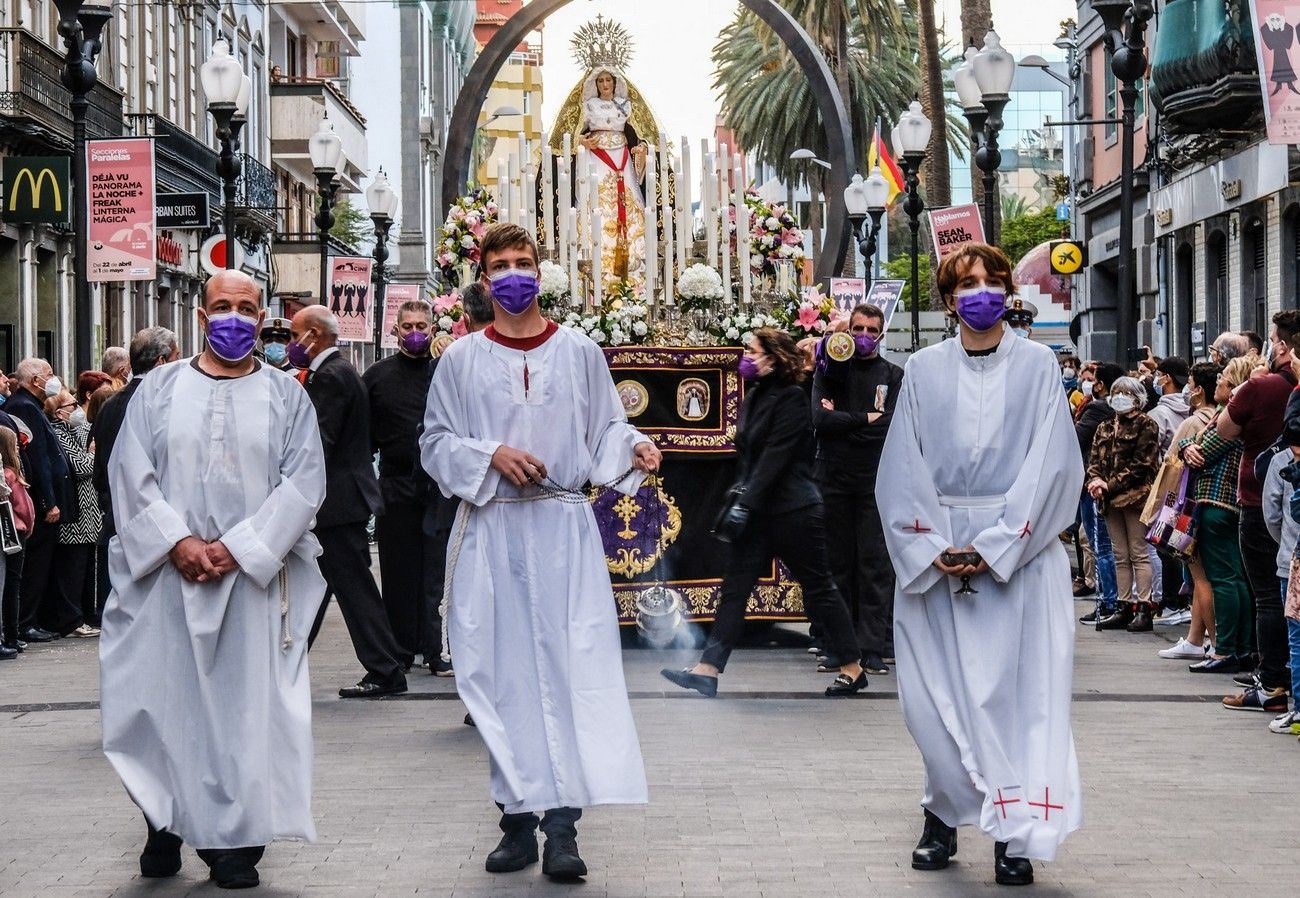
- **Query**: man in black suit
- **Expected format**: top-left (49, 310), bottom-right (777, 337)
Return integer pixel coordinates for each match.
top-left (291, 306), bottom-right (407, 698)
top-left (7, 358), bottom-right (74, 642)
top-left (91, 327), bottom-right (181, 540)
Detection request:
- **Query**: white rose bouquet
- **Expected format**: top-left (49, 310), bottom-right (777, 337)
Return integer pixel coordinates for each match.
top-left (711, 310), bottom-right (782, 346)
top-left (537, 259), bottom-right (570, 311)
top-left (559, 281), bottom-right (653, 347)
top-left (676, 263), bottom-right (726, 312)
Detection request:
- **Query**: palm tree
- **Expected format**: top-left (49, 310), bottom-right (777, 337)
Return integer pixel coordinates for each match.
top-left (917, 0), bottom-right (950, 210)
top-left (959, 2), bottom-right (999, 238)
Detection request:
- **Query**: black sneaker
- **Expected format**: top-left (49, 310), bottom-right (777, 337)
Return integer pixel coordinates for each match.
top-left (1233, 670), bottom-right (1260, 690)
top-left (485, 828), bottom-right (538, 873)
top-left (139, 829), bottom-right (182, 878)
top-left (862, 655), bottom-right (890, 675)
top-left (542, 835), bottom-right (587, 880)
top-left (429, 656), bottom-right (454, 677)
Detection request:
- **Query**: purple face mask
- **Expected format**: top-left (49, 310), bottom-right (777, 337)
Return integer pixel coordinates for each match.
top-left (489, 269), bottom-right (540, 316)
top-left (955, 285), bottom-right (1007, 332)
top-left (854, 333), bottom-right (879, 358)
top-left (738, 356), bottom-right (761, 381)
top-left (400, 330), bottom-right (432, 356)
top-left (205, 312), bottom-right (259, 363)
top-left (286, 338), bottom-right (313, 369)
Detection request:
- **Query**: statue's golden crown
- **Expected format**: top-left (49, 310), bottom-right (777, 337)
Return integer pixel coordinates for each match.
top-left (570, 14), bottom-right (634, 72)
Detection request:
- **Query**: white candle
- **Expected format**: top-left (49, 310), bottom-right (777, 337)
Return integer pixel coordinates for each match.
top-left (658, 136), bottom-right (672, 291)
top-left (588, 171), bottom-right (601, 267)
top-left (680, 136), bottom-right (692, 245)
top-left (736, 160), bottom-right (750, 306)
top-left (705, 151), bottom-right (717, 267)
top-left (645, 143), bottom-right (658, 309)
top-left (557, 165), bottom-right (570, 269)
top-left (568, 211), bottom-right (580, 302)
top-left (721, 204), bottom-right (731, 307)
top-left (496, 158), bottom-right (508, 222)
top-left (675, 153), bottom-right (687, 272)
top-left (542, 132), bottom-right (553, 256)
top-left (592, 208), bottom-right (603, 307)
top-left (575, 148), bottom-right (588, 246)
top-left (562, 132), bottom-right (572, 160)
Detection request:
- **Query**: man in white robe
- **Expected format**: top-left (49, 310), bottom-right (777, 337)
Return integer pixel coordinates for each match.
top-left (100, 270), bottom-right (327, 889)
top-left (877, 244), bottom-right (1084, 886)
top-left (420, 223), bottom-right (660, 881)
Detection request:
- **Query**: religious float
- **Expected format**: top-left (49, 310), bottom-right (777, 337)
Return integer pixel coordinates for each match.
top-left (434, 16), bottom-right (861, 636)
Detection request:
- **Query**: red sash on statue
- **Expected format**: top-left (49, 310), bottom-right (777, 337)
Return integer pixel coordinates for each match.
top-left (590, 145), bottom-right (631, 239)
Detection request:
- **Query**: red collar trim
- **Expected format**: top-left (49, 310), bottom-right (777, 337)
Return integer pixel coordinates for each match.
top-left (484, 320), bottom-right (558, 351)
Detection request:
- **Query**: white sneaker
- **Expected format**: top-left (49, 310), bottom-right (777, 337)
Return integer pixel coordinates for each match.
top-left (1157, 637), bottom-right (1208, 659)
top-left (1155, 608), bottom-right (1192, 626)
top-left (71, 624), bottom-right (100, 638)
top-left (1268, 710), bottom-right (1299, 734)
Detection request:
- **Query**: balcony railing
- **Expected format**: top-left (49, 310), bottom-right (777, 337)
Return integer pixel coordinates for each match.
top-left (0, 28), bottom-right (124, 145)
top-left (237, 153), bottom-right (277, 210)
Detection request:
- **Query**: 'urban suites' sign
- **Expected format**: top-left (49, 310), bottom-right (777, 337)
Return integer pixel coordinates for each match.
top-left (87, 138), bottom-right (157, 282)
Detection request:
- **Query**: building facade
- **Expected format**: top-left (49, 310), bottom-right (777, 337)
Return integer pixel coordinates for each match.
top-left (473, 0), bottom-right (543, 195)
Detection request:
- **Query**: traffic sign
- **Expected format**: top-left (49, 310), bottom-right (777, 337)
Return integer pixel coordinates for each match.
top-left (1055, 201), bottom-right (1070, 222)
top-left (1049, 240), bottom-right (1087, 276)
top-left (199, 234), bottom-right (244, 276)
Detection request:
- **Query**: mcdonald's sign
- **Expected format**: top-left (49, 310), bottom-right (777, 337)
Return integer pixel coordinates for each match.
top-left (1, 157), bottom-right (72, 224)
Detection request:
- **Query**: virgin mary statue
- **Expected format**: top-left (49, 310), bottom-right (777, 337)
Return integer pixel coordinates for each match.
top-left (580, 66), bottom-right (648, 284)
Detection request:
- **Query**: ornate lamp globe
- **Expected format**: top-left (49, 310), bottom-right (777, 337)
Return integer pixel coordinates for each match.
top-left (954, 44), bottom-right (984, 111)
top-left (309, 118), bottom-right (344, 174)
top-left (366, 169), bottom-right (399, 220)
top-left (896, 100), bottom-right (932, 156)
top-left (972, 29), bottom-right (1016, 98)
top-left (843, 174), bottom-right (868, 218)
top-left (863, 167), bottom-right (890, 211)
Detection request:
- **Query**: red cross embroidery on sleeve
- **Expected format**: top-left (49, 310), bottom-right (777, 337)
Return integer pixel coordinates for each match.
top-left (1018, 521), bottom-right (1032, 539)
top-left (1028, 788), bottom-right (1064, 821)
top-left (993, 789), bottom-right (1021, 819)
top-left (904, 519), bottom-right (933, 534)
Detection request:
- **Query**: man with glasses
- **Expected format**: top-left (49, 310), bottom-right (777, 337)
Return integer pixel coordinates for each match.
top-left (1209, 332), bottom-right (1250, 365)
top-left (812, 302), bottom-right (904, 675)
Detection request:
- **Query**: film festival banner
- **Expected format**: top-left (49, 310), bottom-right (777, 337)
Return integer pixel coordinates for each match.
top-left (327, 256), bottom-right (374, 343)
top-left (927, 203), bottom-right (985, 260)
top-left (380, 283), bottom-right (423, 350)
top-left (864, 279), bottom-right (906, 331)
top-left (87, 138), bottom-right (156, 282)
top-left (829, 277), bottom-right (866, 312)
top-left (1251, 0), bottom-right (1300, 144)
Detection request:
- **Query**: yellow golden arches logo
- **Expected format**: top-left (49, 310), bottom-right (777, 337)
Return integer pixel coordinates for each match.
top-left (8, 167), bottom-right (63, 213)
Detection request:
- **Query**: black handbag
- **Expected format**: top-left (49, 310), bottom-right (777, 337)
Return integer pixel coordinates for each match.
top-left (710, 483), bottom-right (751, 543)
top-left (0, 499), bottom-right (21, 555)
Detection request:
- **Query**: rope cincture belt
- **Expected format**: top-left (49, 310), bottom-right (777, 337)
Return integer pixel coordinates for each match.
top-left (439, 468), bottom-right (637, 663)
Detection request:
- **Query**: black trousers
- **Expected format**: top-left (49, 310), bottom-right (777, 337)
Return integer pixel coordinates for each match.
top-left (820, 479), bottom-right (895, 657)
top-left (145, 817), bottom-right (264, 864)
top-left (92, 536), bottom-right (111, 626)
top-left (18, 518), bottom-right (56, 632)
top-left (498, 803), bottom-right (581, 839)
top-left (701, 504), bottom-right (859, 672)
top-left (1239, 506), bottom-right (1288, 689)
top-left (421, 499), bottom-right (454, 662)
top-left (310, 522), bottom-right (406, 686)
top-left (1, 548), bottom-right (20, 646)
top-left (375, 497), bottom-right (427, 665)
top-left (46, 542), bottom-right (92, 635)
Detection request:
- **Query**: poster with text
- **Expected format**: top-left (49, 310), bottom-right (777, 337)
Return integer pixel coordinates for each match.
top-left (864, 279), bottom-right (906, 331)
top-left (1250, 1), bottom-right (1300, 144)
top-left (328, 256), bottom-right (375, 343)
top-left (381, 283), bottom-right (423, 349)
top-left (829, 277), bottom-right (866, 312)
top-left (927, 203), bottom-right (985, 260)
top-left (87, 138), bottom-right (156, 282)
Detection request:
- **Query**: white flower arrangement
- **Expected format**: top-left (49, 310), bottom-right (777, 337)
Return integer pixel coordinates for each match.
top-left (711, 310), bottom-right (782, 346)
top-left (676, 263), bottom-right (725, 311)
top-left (559, 282), bottom-right (654, 347)
top-left (537, 259), bottom-right (571, 311)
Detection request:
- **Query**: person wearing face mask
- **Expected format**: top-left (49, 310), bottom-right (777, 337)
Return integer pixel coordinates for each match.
top-left (1085, 377), bottom-right (1161, 631)
top-left (1075, 363), bottom-right (1124, 622)
top-left (810, 303), bottom-right (904, 675)
top-left (1004, 296), bottom-right (1037, 340)
top-left (43, 389), bottom-right (100, 639)
top-left (876, 243), bottom-right (1084, 885)
top-left (663, 327), bottom-right (866, 698)
top-left (362, 298), bottom-right (447, 673)
top-left (99, 270), bottom-right (329, 889)
top-left (258, 317), bottom-right (293, 370)
top-left (5, 357), bottom-right (74, 644)
top-left (290, 305), bottom-right (409, 700)
top-left (420, 223), bottom-right (662, 881)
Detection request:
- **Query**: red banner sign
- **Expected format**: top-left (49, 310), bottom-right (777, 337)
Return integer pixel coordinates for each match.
top-left (86, 138), bottom-right (156, 282)
top-left (927, 203), bottom-right (985, 260)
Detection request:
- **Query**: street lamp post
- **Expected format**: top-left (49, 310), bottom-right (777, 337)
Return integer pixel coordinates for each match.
top-left (55, 0), bottom-right (110, 373)
top-left (309, 119), bottom-right (344, 304)
top-left (1092, 0), bottom-right (1154, 365)
top-left (201, 40), bottom-right (251, 269)
top-left (843, 169), bottom-right (890, 290)
top-left (365, 168), bottom-right (400, 347)
top-left (893, 101), bottom-right (932, 352)
top-left (955, 29), bottom-right (1016, 243)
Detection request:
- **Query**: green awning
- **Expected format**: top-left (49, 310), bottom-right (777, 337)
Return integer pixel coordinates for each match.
top-left (1150, 0), bottom-right (1257, 107)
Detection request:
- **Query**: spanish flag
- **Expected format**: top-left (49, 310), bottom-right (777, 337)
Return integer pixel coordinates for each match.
top-left (868, 127), bottom-right (905, 206)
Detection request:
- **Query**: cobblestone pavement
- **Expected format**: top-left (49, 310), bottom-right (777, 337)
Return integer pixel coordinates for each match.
top-left (2, 590), bottom-right (1297, 897)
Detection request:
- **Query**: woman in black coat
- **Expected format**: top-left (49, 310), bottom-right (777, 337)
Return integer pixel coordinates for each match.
top-left (661, 328), bottom-right (867, 697)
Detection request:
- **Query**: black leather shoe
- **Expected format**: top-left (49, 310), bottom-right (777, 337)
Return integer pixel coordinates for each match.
top-left (994, 841), bottom-right (1033, 885)
top-left (0, 645), bottom-right (17, 661)
top-left (1189, 655), bottom-right (1241, 674)
top-left (1096, 605), bottom-right (1134, 631)
top-left (825, 671), bottom-right (868, 697)
top-left (206, 852), bottom-right (259, 889)
top-left (20, 627), bottom-right (56, 643)
top-left (660, 667), bottom-right (718, 697)
top-left (1078, 608), bottom-right (1099, 624)
top-left (429, 657), bottom-right (454, 677)
top-left (485, 828), bottom-right (538, 873)
top-left (862, 655), bottom-right (890, 675)
top-left (542, 834), bottom-right (587, 880)
top-left (1126, 605), bottom-right (1154, 632)
top-left (139, 829), bottom-right (182, 878)
top-left (911, 810), bottom-right (957, 870)
top-left (338, 678), bottom-right (408, 699)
